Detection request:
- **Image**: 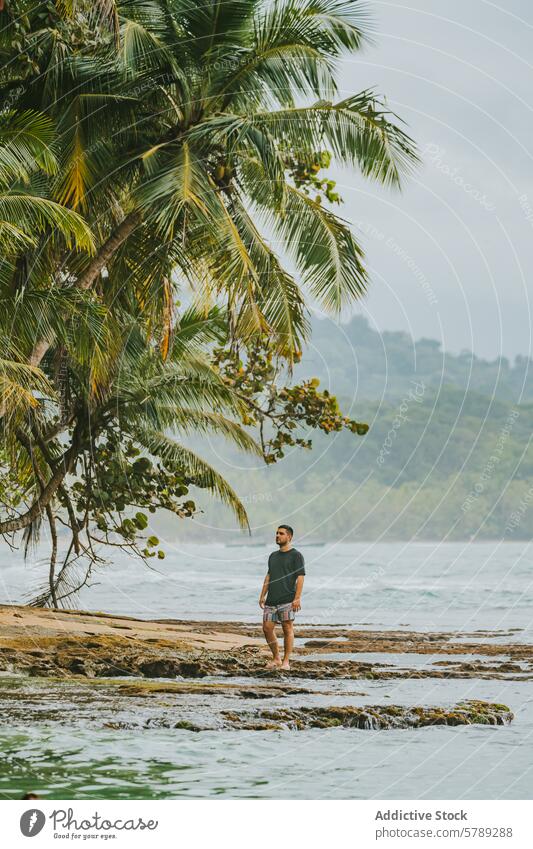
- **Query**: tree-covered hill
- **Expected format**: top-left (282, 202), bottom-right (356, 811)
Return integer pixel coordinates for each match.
top-left (297, 315), bottom-right (533, 404)
top-left (167, 319), bottom-right (533, 542)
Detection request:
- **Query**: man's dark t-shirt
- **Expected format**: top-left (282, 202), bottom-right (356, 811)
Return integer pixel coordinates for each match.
top-left (265, 548), bottom-right (305, 605)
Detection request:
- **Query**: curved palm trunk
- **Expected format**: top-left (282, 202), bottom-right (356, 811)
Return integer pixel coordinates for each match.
top-left (27, 211), bottom-right (141, 369)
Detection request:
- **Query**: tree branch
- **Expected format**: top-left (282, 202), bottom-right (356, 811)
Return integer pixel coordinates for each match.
top-left (29, 420), bottom-right (82, 555)
top-left (14, 427), bottom-right (60, 607)
top-left (1, 426), bottom-right (82, 535)
top-left (45, 503), bottom-right (58, 608)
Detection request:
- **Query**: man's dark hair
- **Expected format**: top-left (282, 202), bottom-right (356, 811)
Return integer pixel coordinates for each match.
top-left (277, 524), bottom-right (294, 537)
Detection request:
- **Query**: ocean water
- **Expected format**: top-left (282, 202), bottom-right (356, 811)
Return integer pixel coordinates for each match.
top-left (0, 542), bottom-right (532, 800)
top-left (3, 540), bottom-right (533, 633)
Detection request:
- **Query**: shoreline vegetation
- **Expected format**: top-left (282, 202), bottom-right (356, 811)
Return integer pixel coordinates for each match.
top-left (0, 605), bottom-right (522, 732)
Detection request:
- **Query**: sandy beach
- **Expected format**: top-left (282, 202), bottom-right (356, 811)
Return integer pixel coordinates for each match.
top-left (0, 603), bottom-right (263, 652)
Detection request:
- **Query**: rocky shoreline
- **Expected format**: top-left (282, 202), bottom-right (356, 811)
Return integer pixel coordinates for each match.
top-left (0, 604), bottom-right (524, 732)
top-left (0, 605), bottom-right (530, 681)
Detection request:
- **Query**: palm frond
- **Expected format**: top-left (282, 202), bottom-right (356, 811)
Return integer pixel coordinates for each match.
top-left (189, 93), bottom-right (418, 188)
top-left (120, 17), bottom-right (173, 75)
top-left (170, 304), bottom-right (227, 358)
top-left (215, 0), bottom-right (373, 108)
top-left (0, 110), bottom-right (57, 184)
top-left (132, 426), bottom-right (250, 530)
top-left (229, 195), bottom-right (310, 354)
top-left (0, 193), bottom-right (95, 253)
top-left (162, 407), bottom-right (262, 455)
top-left (0, 356), bottom-right (55, 420)
top-left (269, 184), bottom-right (368, 311)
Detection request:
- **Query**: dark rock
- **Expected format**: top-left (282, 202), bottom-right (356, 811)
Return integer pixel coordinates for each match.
top-left (220, 700), bottom-right (514, 731)
top-left (177, 661), bottom-right (209, 678)
top-left (138, 660), bottom-right (180, 678)
top-left (174, 720), bottom-right (202, 732)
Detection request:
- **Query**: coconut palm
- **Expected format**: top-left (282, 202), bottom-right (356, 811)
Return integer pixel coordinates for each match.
top-left (3, 0), bottom-right (417, 365)
top-left (0, 0), bottom-right (418, 602)
top-left (23, 306), bottom-right (259, 607)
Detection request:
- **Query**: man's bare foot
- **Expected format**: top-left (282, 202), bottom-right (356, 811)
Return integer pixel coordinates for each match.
top-left (266, 658), bottom-right (282, 669)
top-left (280, 660), bottom-right (290, 671)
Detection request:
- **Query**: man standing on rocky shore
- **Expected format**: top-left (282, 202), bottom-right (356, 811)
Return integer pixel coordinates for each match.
top-left (259, 525), bottom-right (305, 671)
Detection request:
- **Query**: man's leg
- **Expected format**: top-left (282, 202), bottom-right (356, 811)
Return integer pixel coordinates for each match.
top-left (262, 619), bottom-right (281, 667)
top-left (281, 620), bottom-right (294, 669)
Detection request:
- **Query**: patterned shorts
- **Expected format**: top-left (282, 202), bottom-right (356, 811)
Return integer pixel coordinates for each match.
top-left (262, 601), bottom-right (295, 623)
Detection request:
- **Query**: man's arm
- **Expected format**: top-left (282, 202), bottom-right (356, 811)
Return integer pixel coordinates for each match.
top-left (259, 573), bottom-right (269, 608)
top-left (292, 575), bottom-right (304, 611)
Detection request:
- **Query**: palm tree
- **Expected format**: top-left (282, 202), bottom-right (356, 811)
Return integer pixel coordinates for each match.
top-left (3, 0), bottom-right (417, 364)
top-left (0, 0), bottom-right (418, 603)
top-left (25, 306), bottom-right (260, 607)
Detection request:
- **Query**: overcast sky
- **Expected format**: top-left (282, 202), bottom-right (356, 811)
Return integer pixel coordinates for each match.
top-left (327, 0), bottom-right (533, 360)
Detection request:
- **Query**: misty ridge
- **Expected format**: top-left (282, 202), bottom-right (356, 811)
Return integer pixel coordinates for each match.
top-left (160, 316), bottom-right (533, 543)
top-left (300, 316), bottom-right (533, 404)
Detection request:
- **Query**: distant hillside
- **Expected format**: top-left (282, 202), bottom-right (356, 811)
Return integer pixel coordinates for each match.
top-left (153, 319), bottom-right (533, 543)
top-left (296, 315), bottom-right (533, 404)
